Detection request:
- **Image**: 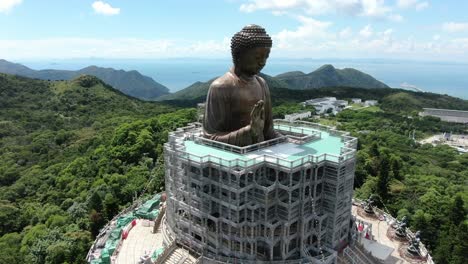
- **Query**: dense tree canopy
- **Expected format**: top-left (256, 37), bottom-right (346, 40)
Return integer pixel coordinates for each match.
top-left (0, 74), bottom-right (196, 263)
top-left (0, 73), bottom-right (466, 263)
top-left (334, 108), bottom-right (467, 263)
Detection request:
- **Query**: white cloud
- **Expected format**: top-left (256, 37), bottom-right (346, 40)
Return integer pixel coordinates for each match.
top-left (273, 16), bottom-right (333, 50)
top-left (239, 0), bottom-right (403, 21)
top-left (359, 25), bottom-right (373, 38)
top-left (2, 33), bottom-right (468, 61)
top-left (396, 0), bottom-right (429, 11)
top-left (0, 0), bottom-right (22, 13)
top-left (0, 38), bottom-right (231, 59)
top-left (339, 27), bottom-right (353, 39)
top-left (240, 0), bottom-right (301, 13)
top-left (92, 1), bottom-right (120, 16)
top-left (263, 12), bottom-right (468, 61)
top-left (442, 22), bottom-right (468, 33)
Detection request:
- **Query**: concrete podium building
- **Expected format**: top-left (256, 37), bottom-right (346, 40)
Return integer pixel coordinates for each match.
top-left (164, 120), bottom-right (357, 263)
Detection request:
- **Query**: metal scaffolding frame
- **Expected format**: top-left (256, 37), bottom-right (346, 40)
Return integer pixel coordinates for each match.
top-left (164, 121), bottom-right (357, 263)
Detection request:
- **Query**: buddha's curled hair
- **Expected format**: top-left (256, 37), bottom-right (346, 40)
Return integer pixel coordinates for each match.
top-left (231, 24), bottom-right (272, 64)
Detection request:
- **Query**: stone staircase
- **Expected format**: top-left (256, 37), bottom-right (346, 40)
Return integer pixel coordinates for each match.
top-left (163, 248), bottom-right (196, 264)
top-left (339, 246), bottom-right (380, 264)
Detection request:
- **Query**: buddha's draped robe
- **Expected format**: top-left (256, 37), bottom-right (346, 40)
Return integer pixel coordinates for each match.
top-left (203, 69), bottom-right (280, 147)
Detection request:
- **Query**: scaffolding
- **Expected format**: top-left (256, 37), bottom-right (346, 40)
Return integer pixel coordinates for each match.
top-left (164, 121), bottom-right (357, 263)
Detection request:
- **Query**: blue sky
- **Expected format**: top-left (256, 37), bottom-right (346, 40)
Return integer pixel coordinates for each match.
top-left (1, 0), bottom-right (468, 61)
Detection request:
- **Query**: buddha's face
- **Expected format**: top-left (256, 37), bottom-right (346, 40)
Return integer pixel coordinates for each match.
top-left (236, 47), bottom-right (270, 76)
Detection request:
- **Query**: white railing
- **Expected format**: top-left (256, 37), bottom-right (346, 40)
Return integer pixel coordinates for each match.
top-left (193, 134), bottom-right (289, 154)
top-left (168, 120), bottom-right (357, 170)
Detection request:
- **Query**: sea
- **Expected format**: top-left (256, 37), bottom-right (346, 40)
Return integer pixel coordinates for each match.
top-left (19, 58), bottom-right (468, 100)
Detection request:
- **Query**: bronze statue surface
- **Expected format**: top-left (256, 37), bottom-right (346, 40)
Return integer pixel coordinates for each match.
top-left (203, 24), bottom-right (280, 146)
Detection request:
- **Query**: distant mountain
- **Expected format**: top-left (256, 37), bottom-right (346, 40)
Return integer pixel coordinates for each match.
top-left (155, 72), bottom-right (291, 103)
top-left (155, 79), bottom-right (216, 102)
top-left (276, 64), bottom-right (389, 89)
top-left (0, 59), bottom-right (169, 100)
top-left (157, 65), bottom-right (388, 103)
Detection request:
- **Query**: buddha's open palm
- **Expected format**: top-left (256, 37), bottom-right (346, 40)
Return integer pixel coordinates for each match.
top-left (250, 100), bottom-right (265, 141)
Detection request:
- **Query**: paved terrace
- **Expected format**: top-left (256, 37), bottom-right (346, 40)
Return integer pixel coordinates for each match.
top-left (352, 204), bottom-right (431, 264)
top-left (179, 121), bottom-right (356, 168)
top-left (115, 220), bottom-right (164, 264)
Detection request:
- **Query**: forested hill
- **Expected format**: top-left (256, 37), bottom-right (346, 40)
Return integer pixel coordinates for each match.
top-left (275, 64), bottom-right (389, 89)
top-left (0, 59), bottom-right (170, 100)
top-left (154, 72), bottom-right (292, 102)
top-left (158, 78), bottom-right (468, 113)
top-left (0, 73), bottom-right (196, 263)
top-left (156, 65), bottom-right (389, 103)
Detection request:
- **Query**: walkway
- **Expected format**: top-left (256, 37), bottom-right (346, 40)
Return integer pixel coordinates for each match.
top-left (352, 206), bottom-right (407, 264)
top-left (116, 220), bottom-right (164, 264)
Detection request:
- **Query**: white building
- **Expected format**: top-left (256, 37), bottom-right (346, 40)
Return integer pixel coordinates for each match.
top-left (364, 100), bottom-right (378, 106)
top-left (284, 111), bottom-right (312, 121)
top-left (351, 98), bottom-right (362, 104)
top-left (303, 97), bottom-right (348, 114)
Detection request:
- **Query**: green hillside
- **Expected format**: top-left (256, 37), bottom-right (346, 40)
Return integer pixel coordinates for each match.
top-left (276, 64), bottom-right (389, 89)
top-left (0, 59), bottom-right (170, 100)
top-left (155, 78), bottom-right (216, 102)
top-left (157, 77), bottom-right (468, 114)
top-left (0, 74), bottom-right (196, 263)
top-left (334, 108), bottom-right (467, 264)
top-left (155, 72), bottom-right (291, 104)
top-left (0, 72), bottom-right (467, 263)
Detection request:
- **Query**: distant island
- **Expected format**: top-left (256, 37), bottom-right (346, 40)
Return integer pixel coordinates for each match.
top-left (0, 59), bottom-right (169, 100)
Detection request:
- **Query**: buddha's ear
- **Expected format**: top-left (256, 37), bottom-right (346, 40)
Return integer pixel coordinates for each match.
top-left (234, 55), bottom-right (241, 65)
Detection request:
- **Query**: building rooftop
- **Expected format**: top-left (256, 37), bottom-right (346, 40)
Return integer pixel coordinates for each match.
top-left (176, 121), bottom-right (356, 168)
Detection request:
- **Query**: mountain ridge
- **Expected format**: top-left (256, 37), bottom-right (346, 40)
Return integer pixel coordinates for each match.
top-left (156, 65), bottom-right (389, 103)
top-left (154, 72), bottom-right (292, 102)
top-left (0, 59), bottom-right (170, 100)
top-left (275, 64), bottom-right (389, 89)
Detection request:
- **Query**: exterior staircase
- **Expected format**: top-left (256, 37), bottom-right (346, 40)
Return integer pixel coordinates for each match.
top-left (339, 246), bottom-right (380, 264)
top-left (163, 248), bottom-right (196, 264)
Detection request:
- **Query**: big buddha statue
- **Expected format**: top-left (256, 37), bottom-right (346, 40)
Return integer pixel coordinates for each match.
top-left (203, 24), bottom-right (281, 147)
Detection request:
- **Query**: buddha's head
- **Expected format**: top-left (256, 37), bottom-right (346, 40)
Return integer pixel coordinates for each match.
top-left (231, 24), bottom-right (272, 76)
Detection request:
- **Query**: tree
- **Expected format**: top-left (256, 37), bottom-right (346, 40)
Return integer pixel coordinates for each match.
top-left (89, 210), bottom-right (105, 237)
top-left (0, 232), bottom-right (23, 264)
top-left (369, 142), bottom-right (380, 158)
top-left (390, 156), bottom-right (402, 180)
top-left (88, 192), bottom-right (102, 212)
top-left (0, 201), bottom-right (20, 235)
top-left (377, 154), bottom-right (390, 201)
top-left (103, 193), bottom-right (119, 220)
top-left (45, 240), bottom-right (71, 264)
top-left (449, 195), bottom-right (466, 226)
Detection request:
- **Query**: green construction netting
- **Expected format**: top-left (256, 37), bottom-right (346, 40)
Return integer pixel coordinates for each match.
top-left (100, 248), bottom-right (110, 264)
top-left (105, 237), bottom-right (120, 255)
top-left (109, 227), bottom-right (122, 241)
top-left (151, 247), bottom-right (165, 260)
top-left (90, 194), bottom-right (162, 263)
top-left (90, 259), bottom-right (102, 264)
top-left (117, 214), bottom-right (135, 228)
top-left (137, 195), bottom-right (161, 213)
top-left (135, 209), bottom-right (159, 220)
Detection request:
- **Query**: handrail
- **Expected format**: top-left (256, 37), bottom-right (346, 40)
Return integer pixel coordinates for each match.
top-left (167, 120), bottom-right (359, 169)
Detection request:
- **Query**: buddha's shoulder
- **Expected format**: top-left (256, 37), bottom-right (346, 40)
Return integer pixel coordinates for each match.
top-left (209, 72), bottom-right (237, 90)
